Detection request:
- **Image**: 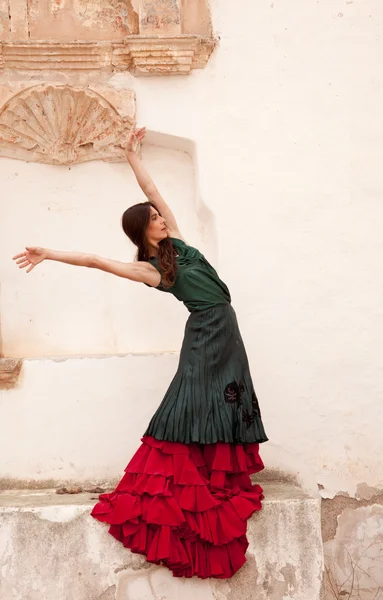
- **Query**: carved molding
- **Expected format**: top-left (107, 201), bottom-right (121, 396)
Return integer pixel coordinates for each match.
top-left (0, 36), bottom-right (216, 75)
top-left (0, 85), bottom-right (135, 165)
top-left (122, 35), bottom-right (216, 75)
top-left (0, 0), bottom-right (216, 76)
top-left (0, 359), bottom-right (23, 390)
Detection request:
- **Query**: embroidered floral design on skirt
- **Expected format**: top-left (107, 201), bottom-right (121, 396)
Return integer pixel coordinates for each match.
top-left (224, 380), bottom-right (261, 429)
top-left (224, 382), bottom-right (244, 405)
top-left (241, 408), bottom-right (255, 429)
top-left (144, 305), bottom-right (268, 445)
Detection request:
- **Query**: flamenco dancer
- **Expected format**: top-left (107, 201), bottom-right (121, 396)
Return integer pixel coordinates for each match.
top-left (13, 126), bottom-right (268, 579)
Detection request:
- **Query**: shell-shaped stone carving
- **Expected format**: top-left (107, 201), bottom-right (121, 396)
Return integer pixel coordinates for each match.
top-left (0, 85), bottom-right (133, 165)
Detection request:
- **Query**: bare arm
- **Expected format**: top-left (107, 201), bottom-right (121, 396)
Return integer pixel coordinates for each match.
top-left (125, 127), bottom-right (184, 240)
top-left (12, 247), bottom-right (161, 287)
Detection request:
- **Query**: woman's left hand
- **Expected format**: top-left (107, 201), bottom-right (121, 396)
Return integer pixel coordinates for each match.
top-left (124, 125), bottom-right (146, 153)
top-left (13, 246), bottom-right (47, 273)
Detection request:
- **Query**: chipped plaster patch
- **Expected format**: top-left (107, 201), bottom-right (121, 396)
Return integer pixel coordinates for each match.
top-left (323, 503), bottom-right (383, 600)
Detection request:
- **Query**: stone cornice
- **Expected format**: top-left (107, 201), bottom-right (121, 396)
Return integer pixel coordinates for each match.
top-left (0, 35), bottom-right (217, 76)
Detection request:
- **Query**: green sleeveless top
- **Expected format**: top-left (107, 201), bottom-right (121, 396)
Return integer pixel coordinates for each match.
top-left (147, 237), bottom-right (231, 312)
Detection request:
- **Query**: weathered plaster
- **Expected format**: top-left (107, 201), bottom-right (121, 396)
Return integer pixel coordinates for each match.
top-left (25, 0), bottom-right (138, 41)
top-left (0, 484), bottom-right (323, 600)
top-left (322, 502), bottom-right (383, 600)
top-left (181, 0), bottom-right (212, 37)
top-left (0, 37), bottom-right (216, 75)
top-left (322, 493), bottom-right (383, 543)
top-left (139, 0), bottom-right (181, 35)
top-left (0, 358), bottom-right (22, 390)
top-left (0, 0), bottom-right (215, 75)
top-left (98, 586), bottom-right (117, 600)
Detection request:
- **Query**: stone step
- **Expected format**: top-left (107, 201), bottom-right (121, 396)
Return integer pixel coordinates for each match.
top-left (0, 483), bottom-right (323, 600)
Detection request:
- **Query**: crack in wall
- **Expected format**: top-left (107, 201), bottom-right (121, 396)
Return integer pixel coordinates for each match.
top-left (26, 0), bottom-right (31, 38)
top-left (97, 585), bottom-right (116, 600)
top-left (82, 0), bottom-right (91, 21)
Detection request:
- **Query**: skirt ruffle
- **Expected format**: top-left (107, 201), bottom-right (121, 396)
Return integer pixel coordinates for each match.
top-left (91, 435), bottom-right (264, 579)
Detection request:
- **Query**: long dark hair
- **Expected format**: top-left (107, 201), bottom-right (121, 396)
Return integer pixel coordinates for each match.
top-left (121, 201), bottom-right (177, 288)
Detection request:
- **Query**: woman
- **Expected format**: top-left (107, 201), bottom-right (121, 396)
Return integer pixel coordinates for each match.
top-left (13, 126), bottom-right (268, 579)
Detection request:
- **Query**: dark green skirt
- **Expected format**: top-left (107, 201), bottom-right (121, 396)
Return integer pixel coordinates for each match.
top-left (144, 304), bottom-right (268, 445)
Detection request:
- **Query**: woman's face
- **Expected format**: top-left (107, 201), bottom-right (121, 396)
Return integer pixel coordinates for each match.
top-left (146, 206), bottom-right (167, 245)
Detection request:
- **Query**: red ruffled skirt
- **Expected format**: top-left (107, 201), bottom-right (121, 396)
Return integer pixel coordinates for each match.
top-left (91, 435), bottom-right (264, 578)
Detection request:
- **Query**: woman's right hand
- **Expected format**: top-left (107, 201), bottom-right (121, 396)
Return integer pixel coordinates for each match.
top-left (124, 125), bottom-right (146, 154)
top-left (12, 247), bottom-right (48, 273)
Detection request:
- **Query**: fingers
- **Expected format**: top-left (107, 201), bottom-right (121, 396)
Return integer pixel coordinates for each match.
top-left (131, 126), bottom-right (146, 137)
top-left (12, 249), bottom-right (36, 272)
top-left (136, 127), bottom-right (146, 138)
top-left (18, 261), bottom-right (30, 269)
top-left (14, 247), bottom-right (37, 256)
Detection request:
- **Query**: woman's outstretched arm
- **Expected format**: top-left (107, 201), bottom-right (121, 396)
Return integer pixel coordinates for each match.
top-left (12, 247), bottom-right (161, 286)
top-left (125, 126), bottom-right (184, 241)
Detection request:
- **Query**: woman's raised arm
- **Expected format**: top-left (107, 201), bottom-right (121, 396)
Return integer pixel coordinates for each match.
top-left (12, 247), bottom-right (161, 286)
top-left (125, 126), bottom-right (184, 241)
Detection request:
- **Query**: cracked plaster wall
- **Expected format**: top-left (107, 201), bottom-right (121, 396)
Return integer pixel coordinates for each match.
top-left (0, 0), bottom-right (212, 40)
top-left (321, 498), bottom-right (383, 600)
top-left (0, 0), bottom-right (139, 41)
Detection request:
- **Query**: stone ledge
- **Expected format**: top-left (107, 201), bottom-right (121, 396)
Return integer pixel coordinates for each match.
top-left (0, 36), bottom-right (217, 76)
top-left (0, 469), bottom-right (299, 492)
top-left (0, 483), bottom-right (323, 600)
top-left (0, 358), bottom-right (22, 390)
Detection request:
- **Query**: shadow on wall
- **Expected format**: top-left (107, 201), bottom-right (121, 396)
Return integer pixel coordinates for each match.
top-left (144, 129), bottom-right (217, 266)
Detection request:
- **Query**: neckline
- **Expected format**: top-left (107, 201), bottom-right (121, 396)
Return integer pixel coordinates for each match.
top-left (149, 254), bottom-right (179, 260)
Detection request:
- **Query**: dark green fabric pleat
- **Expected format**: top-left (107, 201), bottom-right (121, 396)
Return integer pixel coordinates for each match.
top-left (144, 305), bottom-right (268, 445)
